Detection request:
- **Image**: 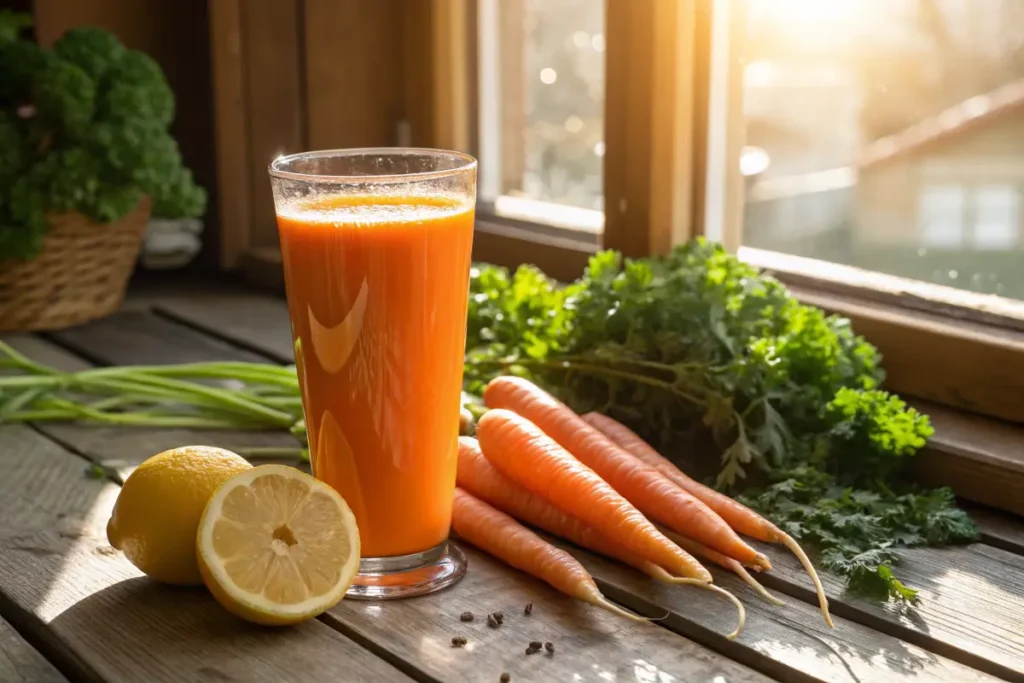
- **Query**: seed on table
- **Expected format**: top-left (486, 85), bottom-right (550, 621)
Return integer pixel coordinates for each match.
top-left (500, 674), bottom-right (511, 683)
top-left (524, 602), bottom-right (533, 615)
top-left (525, 645), bottom-right (540, 655)
top-left (487, 613), bottom-right (500, 628)
top-left (544, 642), bottom-right (554, 654)
top-left (493, 611), bottom-right (504, 624)
top-left (451, 636), bottom-right (467, 647)
top-left (529, 641), bottom-right (542, 650)
top-left (460, 611), bottom-right (474, 622)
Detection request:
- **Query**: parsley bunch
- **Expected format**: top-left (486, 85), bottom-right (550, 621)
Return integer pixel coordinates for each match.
top-left (465, 240), bottom-right (977, 601)
top-left (0, 13), bottom-right (205, 260)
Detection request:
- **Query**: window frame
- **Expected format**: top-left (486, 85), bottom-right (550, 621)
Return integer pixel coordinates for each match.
top-left (464, 0), bottom-right (1024, 512)
top-left (217, 0), bottom-right (1024, 506)
top-left (460, 0), bottom-right (1024, 426)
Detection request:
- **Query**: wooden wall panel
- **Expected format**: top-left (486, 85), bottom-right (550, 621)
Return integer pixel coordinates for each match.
top-left (209, 0), bottom-right (250, 270)
top-left (241, 0), bottom-right (305, 250)
top-left (304, 0), bottom-right (403, 150)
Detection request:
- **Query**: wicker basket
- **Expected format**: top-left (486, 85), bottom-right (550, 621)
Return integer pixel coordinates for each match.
top-left (0, 198), bottom-right (152, 332)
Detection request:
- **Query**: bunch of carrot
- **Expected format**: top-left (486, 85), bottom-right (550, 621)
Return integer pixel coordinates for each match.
top-left (449, 376), bottom-right (833, 640)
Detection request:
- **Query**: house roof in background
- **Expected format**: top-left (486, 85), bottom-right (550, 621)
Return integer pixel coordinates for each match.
top-left (858, 79), bottom-right (1024, 169)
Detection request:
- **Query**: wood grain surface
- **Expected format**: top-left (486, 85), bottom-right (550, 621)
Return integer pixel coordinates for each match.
top-left (0, 616), bottom-right (67, 682)
top-left (967, 504), bottom-right (1024, 555)
top-left (562, 540), bottom-right (1010, 683)
top-left (328, 545), bottom-right (770, 683)
top-left (0, 425), bottom-right (407, 683)
top-left (751, 540), bottom-right (1024, 681)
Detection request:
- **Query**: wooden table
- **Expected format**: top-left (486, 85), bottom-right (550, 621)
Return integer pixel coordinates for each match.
top-left (2, 281), bottom-right (1022, 683)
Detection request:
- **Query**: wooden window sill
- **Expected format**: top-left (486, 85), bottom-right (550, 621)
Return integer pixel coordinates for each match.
top-left (912, 399), bottom-right (1024, 517)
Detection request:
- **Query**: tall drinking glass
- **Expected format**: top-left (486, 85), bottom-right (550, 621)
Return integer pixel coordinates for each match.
top-left (268, 149), bottom-right (476, 599)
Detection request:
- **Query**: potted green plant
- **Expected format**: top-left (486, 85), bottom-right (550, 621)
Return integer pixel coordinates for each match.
top-left (0, 12), bottom-right (205, 331)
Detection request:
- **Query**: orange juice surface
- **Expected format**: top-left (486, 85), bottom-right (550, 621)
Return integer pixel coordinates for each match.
top-left (277, 194), bottom-right (474, 557)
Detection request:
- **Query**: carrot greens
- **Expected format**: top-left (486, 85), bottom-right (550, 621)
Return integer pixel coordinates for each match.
top-left (463, 239), bottom-right (977, 602)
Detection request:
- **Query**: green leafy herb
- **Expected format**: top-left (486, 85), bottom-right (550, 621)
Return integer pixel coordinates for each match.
top-left (0, 17), bottom-right (205, 260)
top-left (463, 239), bottom-right (978, 601)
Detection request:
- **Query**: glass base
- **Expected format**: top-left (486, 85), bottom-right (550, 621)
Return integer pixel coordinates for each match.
top-left (345, 540), bottom-right (467, 600)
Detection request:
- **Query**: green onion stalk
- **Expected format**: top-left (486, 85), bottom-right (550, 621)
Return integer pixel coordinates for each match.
top-left (0, 341), bottom-right (309, 461)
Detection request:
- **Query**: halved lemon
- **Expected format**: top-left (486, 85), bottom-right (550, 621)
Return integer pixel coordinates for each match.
top-left (196, 465), bottom-right (360, 625)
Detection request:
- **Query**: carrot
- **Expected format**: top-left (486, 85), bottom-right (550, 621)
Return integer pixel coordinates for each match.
top-left (657, 524), bottom-right (784, 607)
top-left (457, 437), bottom-right (745, 638)
top-left (451, 488), bottom-right (646, 622)
top-left (483, 377), bottom-right (771, 571)
top-left (583, 411), bottom-right (832, 627)
top-left (475, 409), bottom-right (712, 582)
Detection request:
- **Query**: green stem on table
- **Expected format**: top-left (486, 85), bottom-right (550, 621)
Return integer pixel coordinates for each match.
top-left (0, 375), bottom-right (65, 390)
top-left (0, 387), bottom-right (46, 416)
top-left (96, 374), bottom-right (295, 426)
top-left (252, 396), bottom-right (303, 411)
top-left (80, 376), bottom-right (252, 415)
top-left (1, 409), bottom-right (78, 422)
top-left (3, 405), bottom-right (272, 429)
top-left (87, 394), bottom-right (166, 411)
top-left (80, 363), bottom-right (299, 388)
top-left (0, 341), bottom-right (55, 376)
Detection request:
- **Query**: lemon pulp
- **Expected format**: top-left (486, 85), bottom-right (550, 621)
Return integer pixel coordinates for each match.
top-left (197, 465), bottom-right (360, 625)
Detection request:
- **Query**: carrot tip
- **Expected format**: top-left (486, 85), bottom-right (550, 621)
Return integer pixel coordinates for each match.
top-left (699, 584), bottom-right (746, 640)
top-left (660, 573), bottom-right (745, 640)
top-left (735, 565), bottom-right (786, 607)
top-left (590, 594), bottom-right (652, 623)
top-left (780, 532), bottom-right (833, 628)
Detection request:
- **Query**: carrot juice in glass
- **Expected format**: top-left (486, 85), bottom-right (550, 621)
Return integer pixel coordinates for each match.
top-left (268, 149), bottom-right (475, 599)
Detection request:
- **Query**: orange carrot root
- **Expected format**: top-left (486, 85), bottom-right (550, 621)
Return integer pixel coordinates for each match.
top-left (484, 378), bottom-right (761, 572)
top-left (779, 531), bottom-right (833, 628)
top-left (452, 488), bottom-right (654, 624)
top-left (475, 407), bottom-right (711, 582)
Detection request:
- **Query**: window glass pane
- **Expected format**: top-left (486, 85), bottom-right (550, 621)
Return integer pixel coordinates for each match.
top-left (918, 185), bottom-right (965, 248)
top-left (973, 185), bottom-right (1020, 249)
top-left (742, 0), bottom-right (1024, 298)
top-left (477, 0), bottom-right (604, 229)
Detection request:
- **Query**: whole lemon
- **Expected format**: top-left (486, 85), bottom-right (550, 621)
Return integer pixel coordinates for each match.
top-left (106, 446), bottom-right (252, 585)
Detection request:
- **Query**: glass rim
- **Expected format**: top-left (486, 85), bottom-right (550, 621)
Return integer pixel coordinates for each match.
top-left (268, 147), bottom-right (478, 184)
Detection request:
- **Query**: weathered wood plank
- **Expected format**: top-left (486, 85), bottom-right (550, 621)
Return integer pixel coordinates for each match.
top-left (559, 540), bottom-right (1008, 683)
top-left (47, 310), bottom-right (270, 366)
top-left (152, 291), bottom-right (294, 363)
top-left (750, 540), bottom-right (1024, 682)
top-left (967, 504), bottom-right (1024, 555)
top-left (912, 398), bottom-right (1024, 517)
top-left (7, 334), bottom-right (776, 683)
top-left (327, 546), bottom-right (770, 683)
top-left (0, 425), bottom-right (408, 683)
top-left (0, 616), bottom-right (67, 682)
